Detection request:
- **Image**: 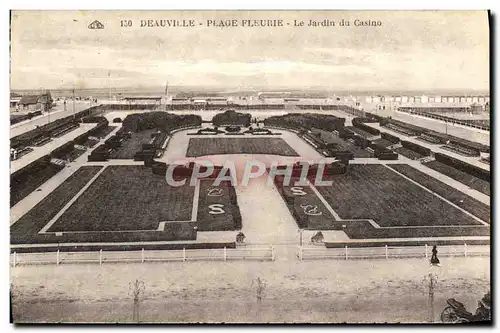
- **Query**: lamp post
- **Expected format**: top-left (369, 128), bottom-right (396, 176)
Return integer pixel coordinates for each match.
top-left (299, 229), bottom-right (303, 247)
top-left (72, 88), bottom-right (76, 119)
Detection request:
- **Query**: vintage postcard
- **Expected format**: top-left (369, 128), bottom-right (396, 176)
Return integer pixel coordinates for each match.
top-left (9, 10), bottom-right (490, 324)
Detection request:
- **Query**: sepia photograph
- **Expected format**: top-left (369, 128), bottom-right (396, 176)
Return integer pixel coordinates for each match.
top-left (8, 9), bottom-right (491, 324)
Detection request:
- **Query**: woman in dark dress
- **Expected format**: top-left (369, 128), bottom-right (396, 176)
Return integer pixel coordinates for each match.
top-left (430, 245), bottom-right (440, 265)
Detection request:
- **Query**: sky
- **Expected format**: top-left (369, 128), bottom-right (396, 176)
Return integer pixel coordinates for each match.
top-left (10, 10), bottom-right (490, 92)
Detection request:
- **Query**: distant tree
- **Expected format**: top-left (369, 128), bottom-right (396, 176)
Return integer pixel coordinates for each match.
top-left (252, 277), bottom-right (266, 304)
top-left (129, 279), bottom-right (146, 322)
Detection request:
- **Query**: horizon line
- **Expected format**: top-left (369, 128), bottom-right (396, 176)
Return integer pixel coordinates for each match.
top-left (10, 85), bottom-right (490, 94)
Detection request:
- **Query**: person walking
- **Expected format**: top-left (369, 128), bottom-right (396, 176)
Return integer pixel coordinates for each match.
top-left (430, 245), bottom-right (441, 266)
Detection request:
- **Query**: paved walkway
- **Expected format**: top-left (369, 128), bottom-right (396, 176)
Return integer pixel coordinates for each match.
top-left (357, 105), bottom-right (490, 146)
top-left (10, 101), bottom-right (93, 138)
top-left (366, 122), bottom-right (489, 171)
top-left (10, 124), bottom-right (97, 174)
top-left (398, 161), bottom-right (490, 205)
top-left (10, 126), bottom-right (121, 225)
top-left (238, 173), bottom-right (299, 261)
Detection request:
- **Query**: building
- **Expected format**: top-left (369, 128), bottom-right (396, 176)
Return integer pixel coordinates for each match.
top-left (121, 96), bottom-right (162, 105)
top-left (257, 92), bottom-right (291, 99)
top-left (10, 93), bottom-right (22, 109)
top-left (206, 97), bottom-right (228, 107)
top-left (18, 92), bottom-right (53, 111)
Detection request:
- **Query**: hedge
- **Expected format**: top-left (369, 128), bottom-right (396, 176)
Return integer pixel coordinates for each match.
top-left (152, 162), bottom-right (167, 175)
top-left (12, 242), bottom-right (236, 253)
top-left (434, 153), bottom-right (490, 181)
top-left (333, 151), bottom-right (354, 161)
top-left (11, 155), bottom-right (50, 180)
top-left (387, 119), bottom-right (426, 135)
top-left (324, 161), bottom-right (348, 175)
top-left (104, 135), bottom-right (123, 150)
top-left (264, 113), bottom-right (345, 132)
top-left (87, 144), bottom-right (109, 161)
top-left (352, 135), bottom-right (371, 148)
top-left (212, 110), bottom-right (251, 127)
top-left (50, 140), bottom-right (75, 159)
top-left (377, 151), bottom-right (399, 160)
top-left (122, 112), bottom-right (201, 133)
top-left (144, 156), bottom-right (155, 167)
top-left (400, 140), bottom-right (431, 156)
top-left (381, 132), bottom-right (400, 144)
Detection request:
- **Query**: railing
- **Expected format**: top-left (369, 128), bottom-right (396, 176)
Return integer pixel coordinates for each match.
top-left (10, 246), bottom-right (275, 267)
top-left (397, 108), bottom-right (490, 131)
top-left (296, 243), bottom-right (490, 261)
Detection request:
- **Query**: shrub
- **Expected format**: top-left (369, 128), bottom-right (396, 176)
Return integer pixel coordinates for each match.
top-left (87, 145), bottom-right (109, 161)
top-left (381, 132), bottom-right (400, 144)
top-left (377, 151), bottom-right (399, 160)
top-left (122, 112), bottom-right (201, 133)
top-left (352, 118), bottom-right (380, 135)
top-left (152, 162), bottom-right (167, 175)
top-left (434, 153), bottom-right (490, 181)
top-left (401, 140), bottom-right (431, 156)
top-left (50, 140), bottom-right (75, 159)
top-left (213, 110), bottom-right (251, 127)
top-left (333, 151), bottom-right (354, 161)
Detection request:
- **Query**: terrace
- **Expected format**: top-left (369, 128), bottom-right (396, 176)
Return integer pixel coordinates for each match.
top-left (10, 124), bottom-right (97, 174)
top-left (363, 122), bottom-right (490, 172)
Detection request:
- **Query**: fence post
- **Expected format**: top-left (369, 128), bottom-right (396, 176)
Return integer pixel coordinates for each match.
top-left (385, 245), bottom-right (388, 259)
top-left (56, 250), bottom-right (60, 265)
top-left (464, 243), bottom-right (468, 257)
top-left (99, 249), bottom-right (102, 265)
top-left (425, 244), bottom-right (428, 259)
top-left (13, 252), bottom-right (16, 267)
top-left (224, 247), bottom-right (227, 262)
top-left (183, 248), bottom-right (186, 262)
top-left (271, 245), bottom-right (275, 261)
top-left (345, 245), bottom-right (348, 260)
top-left (141, 248), bottom-right (145, 263)
top-left (298, 245), bottom-right (303, 261)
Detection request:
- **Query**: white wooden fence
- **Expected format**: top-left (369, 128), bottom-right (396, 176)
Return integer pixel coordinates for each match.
top-left (10, 246), bottom-right (275, 267)
top-left (297, 244), bottom-right (490, 261)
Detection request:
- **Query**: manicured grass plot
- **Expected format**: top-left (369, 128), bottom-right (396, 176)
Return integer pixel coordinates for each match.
top-left (314, 164), bottom-right (482, 227)
top-left (186, 138), bottom-right (299, 157)
top-left (11, 166), bottom-right (103, 244)
top-left (196, 180), bottom-right (240, 231)
top-left (48, 165), bottom-right (194, 232)
top-left (424, 160), bottom-right (490, 196)
top-left (388, 164), bottom-right (490, 223)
